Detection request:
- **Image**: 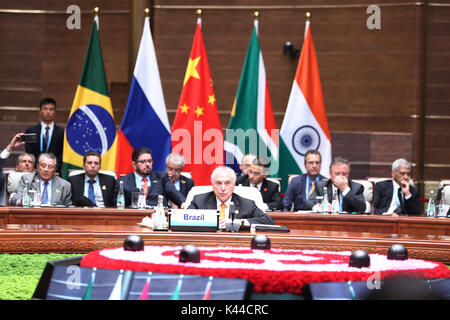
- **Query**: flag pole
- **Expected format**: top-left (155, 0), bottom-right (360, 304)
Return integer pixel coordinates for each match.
top-left (304, 12), bottom-right (311, 37)
top-left (196, 8), bottom-right (202, 25)
top-left (254, 11), bottom-right (259, 34)
top-left (93, 6), bottom-right (99, 29)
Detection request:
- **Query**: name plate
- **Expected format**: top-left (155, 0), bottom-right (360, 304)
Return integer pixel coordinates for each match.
top-left (169, 209), bottom-right (219, 232)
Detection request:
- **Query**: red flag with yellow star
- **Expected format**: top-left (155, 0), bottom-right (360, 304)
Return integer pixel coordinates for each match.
top-left (171, 18), bottom-right (224, 186)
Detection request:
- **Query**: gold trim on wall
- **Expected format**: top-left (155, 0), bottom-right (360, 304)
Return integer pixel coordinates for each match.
top-left (0, 9), bottom-right (129, 14)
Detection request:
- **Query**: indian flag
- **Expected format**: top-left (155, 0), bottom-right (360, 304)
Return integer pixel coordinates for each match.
top-left (279, 18), bottom-right (331, 192)
top-left (62, 16), bottom-right (117, 178)
top-left (224, 17), bottom-right (278, 176)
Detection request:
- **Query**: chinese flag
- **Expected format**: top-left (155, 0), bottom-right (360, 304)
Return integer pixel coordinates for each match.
top-left (172, 18), bottom-right (224, 186)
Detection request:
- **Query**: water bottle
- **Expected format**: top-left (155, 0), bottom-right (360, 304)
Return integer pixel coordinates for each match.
top-left (331, 188), bottom-right (339, 213)
top-left (138, 181), bottom-right (146, 209)
top-left (437, 189), bottom-right (446, 217)
top-left (426, 190), bottom-right (436, 217)
top-left (117, 181), bottom-right (125, 209)
top-left (153, 195), bottom-right (167, 230)
top-left (321, 187), bottom-right (329, 213)
top-left (33, 178), bottom-right (41, 207)
top-left (22, 180), bottom-right (30, 207)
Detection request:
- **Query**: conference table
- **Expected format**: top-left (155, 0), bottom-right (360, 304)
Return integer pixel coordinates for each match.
top-left (0, 206), bottom-right (448, 264)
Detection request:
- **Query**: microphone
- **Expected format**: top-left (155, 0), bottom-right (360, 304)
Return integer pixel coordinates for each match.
top-left (229, 202), bottom-right (236, 223)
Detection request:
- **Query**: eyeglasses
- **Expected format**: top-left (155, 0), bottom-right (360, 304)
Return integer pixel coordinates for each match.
top-left (136, 159), bottom-right (153, 164)
top-left (167, 166), bottom-right (182, 173)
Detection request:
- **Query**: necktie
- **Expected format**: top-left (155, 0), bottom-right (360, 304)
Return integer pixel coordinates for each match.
top-left (142, 177), bottom-right (148, 196)
top-left (397, 188), bottom-right (404, 213)
top-left (219, 203), bottom-right (226, 229)
top-left (41, 181), bottom-right (49, 205)
top-left (43, 126), bottom-right (50, 152)
top-left (308, 181), bottom-right (315, 198)
top-left (88, 179), bottom-right (96, 205)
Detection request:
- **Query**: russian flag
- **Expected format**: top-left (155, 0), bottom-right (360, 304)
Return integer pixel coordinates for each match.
top-left (116, 16), bottom-right (171, 175)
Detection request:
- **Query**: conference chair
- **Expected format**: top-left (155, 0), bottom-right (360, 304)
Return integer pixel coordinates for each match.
top-left (6, 171), bottom-right (27, 203)
top-left (184, 185), bottom-right (267, 212)
top-left (180, 172), bottom-right (192, 179)
top-left (443, 186), bottom-right (450, 203)
top-left (352, 179), bottom-right (373, 213)
top-left (266, 177), bottom-right (281, 192)
top-left (288, 174), bottom-right (299, 186)
top-left (439, 179), bottom-right (450, 189)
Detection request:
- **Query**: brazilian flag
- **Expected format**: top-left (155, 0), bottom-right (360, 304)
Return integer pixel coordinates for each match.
top-left (62, 17), bottom-right (117, 178)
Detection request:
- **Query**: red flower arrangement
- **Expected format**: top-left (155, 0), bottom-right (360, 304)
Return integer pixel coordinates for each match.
top-left (80, 246), bottom-right (450, 294)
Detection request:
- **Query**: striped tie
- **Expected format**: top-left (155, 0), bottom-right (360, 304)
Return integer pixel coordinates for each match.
top-left (309, 181), bottom-right (315, 197)
top-left (219, 203), bottom-right (226, 229)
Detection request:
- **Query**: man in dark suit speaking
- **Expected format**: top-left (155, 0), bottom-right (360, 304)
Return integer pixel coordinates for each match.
top-left (68, 151), bottom-right (117, 207)
top-left (188, 166), bottom-right (274, 228)
top-left (373, 158), bottom-right (420, 215)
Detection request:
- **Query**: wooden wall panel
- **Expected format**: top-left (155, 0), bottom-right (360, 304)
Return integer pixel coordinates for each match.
top-left (0, 1), bottom-right (449, 187)
top-left (0, 0), bottom-right (130, 124)
top-left (423, 5), bottom-right (450, 180)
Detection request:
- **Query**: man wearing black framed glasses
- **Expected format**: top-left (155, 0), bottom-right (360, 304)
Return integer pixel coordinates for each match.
top-left (115, 147), bottom-right (185, 208)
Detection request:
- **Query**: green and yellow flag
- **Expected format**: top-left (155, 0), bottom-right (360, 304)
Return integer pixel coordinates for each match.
top-left (62, 16), bottom-right (117, 178)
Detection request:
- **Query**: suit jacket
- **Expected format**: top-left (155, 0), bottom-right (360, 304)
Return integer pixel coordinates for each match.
top-left (373, 179), bottom-right (420, 215)
top-left (283, 174), bottom-right (326, 211)
top-left (68, 173), bottom-right (117, 207)
top-left (116, 171), bottom-right (186, 208)
top-left (188, 191), bottom-right (274, 225)
top-left (236, 175), bottom-right (283, 210)
top-left (10, 172), bottom-right (72, 206)
top-left (313, 179), bottom-right (366, 213)
top-left (25, 123), bottom-right (65, 172)
top-left (162, 173), bottom-right (194, 198)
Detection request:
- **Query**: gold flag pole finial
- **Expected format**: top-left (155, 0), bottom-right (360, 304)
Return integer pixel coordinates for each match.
top-left (306, 12), bottom-right (311, 20)
top-left (254, 11), bottom-right (260, 19)
top-left (93, 7), bottom-right (99, 15)
top-left (196, 9), bottom-right (202, 17)
top-left (144, 8), bottom-right (150, 16)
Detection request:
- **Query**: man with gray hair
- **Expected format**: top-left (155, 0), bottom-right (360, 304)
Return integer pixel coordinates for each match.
top-left (373, 158), bottom-right (420, 215)
top-left (165, 153), bottom-right (194, 198)
top-left (188, 165), bottom-right (274, 228)
top-left (312, 157), bottom-right (366, 213)
top-left (236, 157), bottom-right (283, 211)
top-left (239, 154), bottom-right (257, 176)
top-left (10, 153), bottom-right (72, 206)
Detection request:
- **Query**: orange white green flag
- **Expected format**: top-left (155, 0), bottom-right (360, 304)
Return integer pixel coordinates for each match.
top-left (279, 17), bottom-right (332, 192)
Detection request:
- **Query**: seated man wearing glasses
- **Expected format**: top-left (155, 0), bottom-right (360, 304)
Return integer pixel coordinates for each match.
top-left (164, 153), bottom-right (194, 198)
top-left (115, 147), bottom-right (186, 208)
top-left (10, 153), bottom-right (72, 206)
top-left (236, 157), bottom-right (282, 211)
